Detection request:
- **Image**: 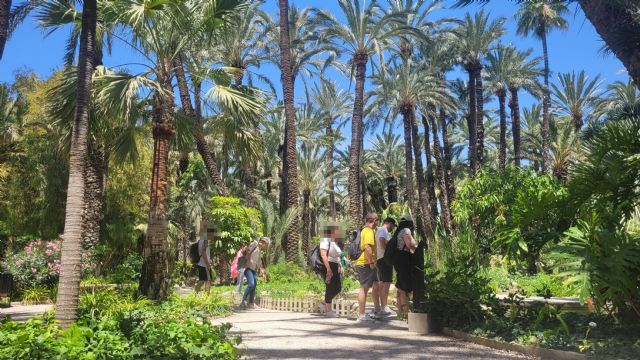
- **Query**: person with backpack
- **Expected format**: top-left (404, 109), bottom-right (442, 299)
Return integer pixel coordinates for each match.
top-left (393, 214), bottom-right (418, 318)
top-left (353, 211), bottom-right (380, 322)
top-left (375, 217), bottom-right (397, 317)
top-left (194, 225), bottom-right (215, 296)
top-left (318, 224), bottom-right (342, 317)
top-left (240, 236), bottom-right (270, 309)
top-left (231, 244), bottom-right (248, 294)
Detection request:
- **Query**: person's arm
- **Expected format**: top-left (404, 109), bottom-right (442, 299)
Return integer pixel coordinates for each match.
top-left (320, 244), bottom-right (333, 281)
top-left (365, 244), bottom-right (375, 268)
top-left (199, 241), bottom-right (211, 268)
top-left (403, 232), bottom-right (417, 253)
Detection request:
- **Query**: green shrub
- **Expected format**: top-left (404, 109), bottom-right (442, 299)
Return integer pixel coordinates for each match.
top-left (1, 239), bottom-right (61, 293)
top-left (108, 252), bottom-right (143, 284)
top-left (21, 285), bottom-right (54, 305)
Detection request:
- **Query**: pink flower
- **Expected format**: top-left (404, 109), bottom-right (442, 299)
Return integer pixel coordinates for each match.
top-left (45, 249), bottom-right (54, 256)
top-left (15, 259), bottom-right (23, 267)
top-left (47, 242), bottom-right (56, 248)
top-left (31, 268), bottom-right (37, 273)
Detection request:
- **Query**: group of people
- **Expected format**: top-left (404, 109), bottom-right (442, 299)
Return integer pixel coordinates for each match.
top-left (192, 221), bottom-right (270, 310)
top-left (194, 211), bottom-right (420, 322)
top-left (318, 211), bottom-right (419, 321)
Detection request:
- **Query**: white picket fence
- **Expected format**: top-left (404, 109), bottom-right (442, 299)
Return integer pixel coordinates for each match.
top-left (230, 292), bottom-right (358, 318)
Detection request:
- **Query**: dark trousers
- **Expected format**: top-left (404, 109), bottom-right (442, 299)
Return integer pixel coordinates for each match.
top-left (243, 268), bottom-right (257, 303)
top-left (323, 262), bottom-right (342, 303)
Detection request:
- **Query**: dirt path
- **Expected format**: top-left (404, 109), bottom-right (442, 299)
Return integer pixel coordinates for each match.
top-left (213, 308), bottom-right (530, 360)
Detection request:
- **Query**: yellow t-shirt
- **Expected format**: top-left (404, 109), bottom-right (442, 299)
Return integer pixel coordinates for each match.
top-left (355, 227), bottom-right (376, 265)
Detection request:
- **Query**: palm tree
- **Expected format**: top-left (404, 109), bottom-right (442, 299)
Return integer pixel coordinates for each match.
top-left (297, 143), bottom-right (326, 260)
top-left (55, 0), bottom-right (97, 328)
top-left (277, 0), bottom-right (301, 262)
top-left (522, 103), bottom-right (543, 169)
top-left (0, 0), bottom-right (10, 59)
top-left (505, 48), bottom-right (542, 167)
top-left (516, 0), bottom-right (568, 174)
top-left (316, 0), bottom-right (406, 229)
top-left (311, 80), bottom-right (351, 220)
top-left (485, 44), bottom-right (512, 171)
top-left (369, 131), bottom-right (404, 204)
top-left (454, 10), bottom-right (505, 174)
top-left (594, 79), bottom-right (640, 120)
top-left (550, 124), bottom-right (578, 181)
top-left (551, 70), bottom-right (602, 132)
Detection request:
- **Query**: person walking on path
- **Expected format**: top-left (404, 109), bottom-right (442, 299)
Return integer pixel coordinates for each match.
top-left (231, 244), bottom-right (248, 294)
top-left (241, 236), bottom-right (270, 309)
top-left (319, 224), bottom-right (343, 317)
top-left (195, 225), bottom-right (215, 296)
top-left (393, 214), bottom-right (418, 318)
top-left (355, 212), bottom-right (380, 322)
top-left (375, 217), bottom-right (397, 317)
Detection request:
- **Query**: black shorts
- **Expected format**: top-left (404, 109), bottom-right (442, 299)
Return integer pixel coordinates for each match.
top-left (197, 265), bottom-right (211, 281)
top-left (376, 259), bottom-right (393, 283)
top-left (393, 252), bottom-right (412, 293)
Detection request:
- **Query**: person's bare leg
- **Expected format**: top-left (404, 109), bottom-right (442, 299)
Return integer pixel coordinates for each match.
top-left (380, 282), bottom-right (391, 308)
top-left (205, 280), bottom-right (211, 295)
top-left (372, 282), bottom-right (380, 312)
top-left (195, 280), bottom-right (203, 293)
top-left (325, 302), bottom-right (332, 312)
top-left (358, 286), bottom-right (369, 316)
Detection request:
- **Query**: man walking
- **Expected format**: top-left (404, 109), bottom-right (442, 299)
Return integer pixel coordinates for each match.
top-left (375, 217), bottom-right (397, 317)
top-left (355, 211), bottom-right (379, 322)
top-left (195, 224), bottom-right (215, 296)
top-left (241, 236), bottom-right (270, 309)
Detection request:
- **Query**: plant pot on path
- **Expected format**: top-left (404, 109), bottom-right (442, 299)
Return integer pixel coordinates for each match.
top-left (408, 312), bottom-right (441, 334)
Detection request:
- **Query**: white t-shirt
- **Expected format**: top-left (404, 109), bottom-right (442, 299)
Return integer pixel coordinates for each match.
top-left (375, 227), bottom-right (391, 260)
top-left (319, 238), bottom-right (341, 263)
top-left (197, 237), bottom-right (211, 267)
top-left (397, 228), bottom-right (417, 253)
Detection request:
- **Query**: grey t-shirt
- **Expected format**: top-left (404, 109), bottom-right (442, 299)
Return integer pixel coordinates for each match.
top-left (245, 241), bottom-right (262, 271)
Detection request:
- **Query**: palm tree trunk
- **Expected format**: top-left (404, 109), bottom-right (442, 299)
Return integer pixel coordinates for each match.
top-left (474, 64), bottom-right (485, 168)
top-left (465, 66), bottom-right (477, 176)
top-left (497, 89), bottom-right (507, 171)
top-left (326, 123), bottom-right (336, 220)
top-left (81, 139), bottom-right (106, 249)
top-left (409, 109), bottom-right (436, 264)
top-left (279, 0), bottom-right (301, 262)
top-left (173, 58), bottom-right (229, 196)
top-left (439, 108), bottom-right (456, 203)
top-left (361, 172), bottom-right (368, 216)
top-left (243, 165), bottom-right (257, 208)
top-left (423, 113), bottom-right (438, 220)
top-left (302, 189), bottom-right (310, 262)
top-left (348, 51), bottom-right (368, 230)
top-left (138, 62), bottom-right (174, 300)
top-left (573, 113), bottom-right (583, 133)
top-left (540, 22), bottom-right (551, 174)
top-left (509, 87), bottom-right (522, 167)
top-left (578, 0), bottom-right (640, 89)
top-left (0, 0), bottom-right (10, 59)
top-left (55, 0), bottom-right (97, 328)
top-left (425, 114), bottom-right (453, 237)
top-left (401, 107), bottom-right (415, 212)
top-left (386, 176), bottom-right (398, 204)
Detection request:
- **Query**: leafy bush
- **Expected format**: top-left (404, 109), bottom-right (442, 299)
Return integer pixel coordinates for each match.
top-left (21, 285), bottom-right (55, 305)
top-left (108, 252), bottom-right (143, 284)
top-left (1, 239), bottom-right (61, 293)
top-left (453, 168), bottom-right (570, 272)
top-left (206, 196), bottom-right (263, 260)
top-left (0, 289), bottom-right (239, 360)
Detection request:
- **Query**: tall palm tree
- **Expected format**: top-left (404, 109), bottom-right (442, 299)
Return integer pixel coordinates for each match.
top-left (0, 0), bottom-right (10, 59)
top-left (551, 70), bottom-right (602, 132)
top-left (369, 131), bottom-right (404, 204)
top-left (55, 0), bottom-right (97, 328)
top-left (311, 80), bottom-right (351, 220)
top-left (454, 10), bottom-right (505, 175)
top-left (485, 44), bottom-right (512, 171)
top-left (277, 0), bottom-right (301, 262)
top-left (505, 48), bottom-right (542, 167)
top-left (594, 79), bottom-right (640, 120)
top-left (522, 103), bottom-right (543, 169)
top-left (516, 0), bottom-right (568, 174)
top-left (316, 0), bottom-right (405, 229)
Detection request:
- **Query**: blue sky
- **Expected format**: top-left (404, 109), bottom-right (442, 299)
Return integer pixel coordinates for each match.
top-left (0, 0), bottom-right (628, 148)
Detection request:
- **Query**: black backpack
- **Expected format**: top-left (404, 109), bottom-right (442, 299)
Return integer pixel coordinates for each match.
top-left (383, 231), bottom-right (399, 266)
top-left (347, 230), bottom-right (363, 261)
top-left (309, 243), bottom-right (326, 275)
top-left (189, 241), bottom-right (200, 265)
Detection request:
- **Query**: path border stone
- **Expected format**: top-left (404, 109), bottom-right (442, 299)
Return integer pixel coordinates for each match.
top-left (442, 328), bottom-right (587, 360)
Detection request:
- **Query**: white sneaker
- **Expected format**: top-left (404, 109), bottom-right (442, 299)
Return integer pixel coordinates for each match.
top-left (383, 306), bottom-right (393, 314)
top-left (377, 307), bottom-right (392, 316)
top-left (357, 313), bottom-right (375, 322)
top-left (325, 311), bottom-right (338, 318)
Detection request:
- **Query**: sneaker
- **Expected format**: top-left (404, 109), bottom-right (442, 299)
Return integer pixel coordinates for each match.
top-left (377, 307), bottom-right (392, 316)
top-left (383, 306), bottom-right (393, 314)
top-left (247, 303), bottom-right (258, 309)
top-left (357, 313), bottom-right (375, 322)
top-left (325, 311), bottom-right (338, 318)
top-left (239, 301), bottom-right (247, 309)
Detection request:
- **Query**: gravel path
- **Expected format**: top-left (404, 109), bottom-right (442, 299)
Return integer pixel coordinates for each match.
top-left (214, 308), bottom-right (530, 360)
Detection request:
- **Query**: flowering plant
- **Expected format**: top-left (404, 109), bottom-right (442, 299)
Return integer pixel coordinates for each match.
top-left (1, 240), bottom-right (61, 292)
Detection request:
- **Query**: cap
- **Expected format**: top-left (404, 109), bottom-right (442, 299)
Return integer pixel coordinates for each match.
top-left (400, 214), bottom-right (414, 223)
top-left (259, 236), bottom-right (271, 245)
